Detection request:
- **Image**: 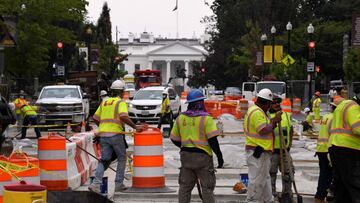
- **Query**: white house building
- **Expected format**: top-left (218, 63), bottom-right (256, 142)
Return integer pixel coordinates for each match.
top-left (118, 32), bottom-right (209, 90)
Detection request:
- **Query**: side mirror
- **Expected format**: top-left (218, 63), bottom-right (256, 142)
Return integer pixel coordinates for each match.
top-left (33, 95), bottom-right (38, 100)
top-left (169, 95), bottom-right (176, 100)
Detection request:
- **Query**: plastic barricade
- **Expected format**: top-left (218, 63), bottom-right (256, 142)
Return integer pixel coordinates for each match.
top-left (66, 142), bottom-right (81, 190)
top-left (292, 98), bottom-right (301, 114)
top-left (239, 99), bottom-right (248, 119)
top-left (69, 136), bottom-right (89, 185)
top-left (125, 127), bottom-right (173, 193)
top-left (74, 132), bottom-right (98, 176)
top-left (38, 133), bottom-right (68, 191)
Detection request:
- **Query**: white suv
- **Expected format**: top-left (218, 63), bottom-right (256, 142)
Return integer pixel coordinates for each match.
top-left (128, 86), bottom-right (181, 123)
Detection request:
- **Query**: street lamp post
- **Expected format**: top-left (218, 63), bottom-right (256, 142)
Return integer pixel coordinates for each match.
top-left (285, 22), bottom-right (292, 80)
top-left (260, 34), bottom-right (267, 78)
top-left (86, 27), bottom-right (92, 71)
top-left (271, 26), bottom-right (276, 64)
top-left (307, 23), bottom-right (315, 104)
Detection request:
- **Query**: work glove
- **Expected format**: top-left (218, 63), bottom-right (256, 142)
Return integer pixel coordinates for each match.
top-left (217, 156), bottom-right (224, 168)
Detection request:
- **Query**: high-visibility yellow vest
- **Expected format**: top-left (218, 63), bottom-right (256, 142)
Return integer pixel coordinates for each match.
top-left (93, 97), bottom-right (128, 137)
top-left (14, 98), bottom-right (28, 115)
top-left (313, 98), bottom-right (321, 110)
top-left (244, 105), bottom-right (273, 151)
top-left (160, 97), bottom-right (171, 114)
top-left (330, 100), bottom-right (360, 151)
top-left (21, 105), bottom-right (37, 117)
top-left (270, 112), bottom-right (291, 149)
top-left (316, 113), bottom-right (333, 153)
top-left (306, 114), bottom-right (313, 127)
top-left (170, 114), bottom-right (220, 156)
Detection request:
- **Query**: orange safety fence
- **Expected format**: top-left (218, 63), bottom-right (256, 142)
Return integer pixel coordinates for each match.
top-left (205, 100), bottom-right (241, 119)
top-left (224, 95), bottom-right (242, 101)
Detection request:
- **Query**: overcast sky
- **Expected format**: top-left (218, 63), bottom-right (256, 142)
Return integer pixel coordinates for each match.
top-left (86, 0), bottom-right (214, 40)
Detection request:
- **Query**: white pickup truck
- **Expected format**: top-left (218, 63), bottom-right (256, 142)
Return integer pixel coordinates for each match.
top-left (242, 81), bottom-right (286, 100)
top-left (35, 85), bottom-right (89, 129)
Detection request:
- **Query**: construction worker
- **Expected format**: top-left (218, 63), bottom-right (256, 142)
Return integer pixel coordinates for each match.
top-left (157, 90), bottom-right (173, 130)
top-left (328, 96), bottom-right (360, 202)
top-left (100, 90), bottom-right (109, 101)
top-left (244, 88), bottom-right (282, 203)
top-left (170, 89), bottom-right (223, 203)
top-left (315, 101), bottom-right (337, 203)
top-left (328, 87), bottom-right (337, 102)
top-left (14, 90), bottom-right (28, 131)
top-left (302, 107), bottom-right (313, 132)
top-left (269, 95), bottom-right (293, 201)
top-left (20, 103), bottom-right (41, 139)
top-left (352, 87), bottom-right (360, 104)
top-left (88, 80), bottom-right (144, 193)
top-left (313, 91), bottom-right (322, 122)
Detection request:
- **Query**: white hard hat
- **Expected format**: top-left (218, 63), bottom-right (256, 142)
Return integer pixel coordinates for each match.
top-left (257, 88), bottom-right (273, 101)
top-left (162, 90), bottom-right (168, 95)
top-left (110, 80), bottom-right (125, 90)
top-left (304, 107), bottom-right (310, 113)
top-left (100, 90), bottom-right (107, 97)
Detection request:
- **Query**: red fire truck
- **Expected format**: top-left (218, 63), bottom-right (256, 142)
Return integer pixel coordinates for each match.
top-left (134, 69), bottom-right (161, 90)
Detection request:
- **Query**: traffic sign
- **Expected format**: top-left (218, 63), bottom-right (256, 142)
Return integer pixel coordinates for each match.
top-left (57, 65), bottom-right (65, 76)
top-left (307, 62), bottom-right (315, 72)
top-left (281, 54), bottom-right (295, 67)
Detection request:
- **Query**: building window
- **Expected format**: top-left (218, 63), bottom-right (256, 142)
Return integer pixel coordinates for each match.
top-left (156, 64), bottom-right (162, 70)
top-left (135, 64), bottom-right (140, 71)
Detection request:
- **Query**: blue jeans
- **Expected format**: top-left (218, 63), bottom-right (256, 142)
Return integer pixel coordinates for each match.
top-left (94, 135), bottom-right (126, 185)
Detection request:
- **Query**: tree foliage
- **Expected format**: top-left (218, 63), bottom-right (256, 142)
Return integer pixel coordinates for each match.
top-left (344, 48), bottom-right (360, 82)
top-left (201, 0), bottom-right (358, 89)
top-left (0, 0), bottom-right (87, 86)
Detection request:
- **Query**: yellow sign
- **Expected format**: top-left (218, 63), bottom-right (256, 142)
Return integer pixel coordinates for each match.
top-left (281, 54), bottom-right (296, 67)
top-left (263, 45), bottom-right (283, 63)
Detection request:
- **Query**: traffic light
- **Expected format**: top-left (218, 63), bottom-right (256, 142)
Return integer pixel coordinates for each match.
top-left (308, 41), bottom-right (315, 61)
top-left (316, 66), bottom-right (320, 73)
top-left (56, 41), bottom-right (63, 62)
top-left (201, 67), bottom-right (205, 73)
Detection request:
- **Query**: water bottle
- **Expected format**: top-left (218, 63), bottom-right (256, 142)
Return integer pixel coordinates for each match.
top-left (101, 177), bottom-right (108, 194)
top-left (240, 173), bottom-right (249, 187)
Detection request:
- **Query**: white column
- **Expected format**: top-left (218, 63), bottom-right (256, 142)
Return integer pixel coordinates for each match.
top-left (148, 60), bottom-right (153, 69)
top-left (166, 60), bottom-right (171, 84)
top-left (184, 60), bottom-right (190, 91)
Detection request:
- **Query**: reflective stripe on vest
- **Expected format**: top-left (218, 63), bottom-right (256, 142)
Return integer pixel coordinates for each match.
top-left (316, 113), bottom-right (333, 153)
top-left (98, 98), bottom-right (125, 136)
top-left (244, 105), bottom-right (273, 151)
top-left (178, 115), bottom-right (213, 156)
top-left (330, 100), bottom-right (360, 150)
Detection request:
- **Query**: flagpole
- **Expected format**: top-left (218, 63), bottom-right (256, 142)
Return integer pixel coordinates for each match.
top-left (176, 5), bottom-right (179, 39)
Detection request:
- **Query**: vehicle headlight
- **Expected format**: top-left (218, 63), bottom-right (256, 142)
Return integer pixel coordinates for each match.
top-left (73, 114), bottom-right (84, 122)
top-left (129, 103), bottom-right (134, 108)
top-left (156, 104), bottom-right (162, 108)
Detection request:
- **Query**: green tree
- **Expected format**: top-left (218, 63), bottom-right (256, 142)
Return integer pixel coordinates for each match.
top-left (96, 2), bottom-right (112, 48)
top-left (344, 48), bottom-right (360, 82)
top-left (0, 0), bottom-right (87, 85)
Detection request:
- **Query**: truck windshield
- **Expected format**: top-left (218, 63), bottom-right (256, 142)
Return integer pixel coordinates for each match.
top-left (257, 83), bottom-right (286, 95)
top-left (134, 90), bottom-right (163, 100)
top-left (139, 76), bottom-right (158, 83)
top-left (40, 88), bottom-right (80, 99)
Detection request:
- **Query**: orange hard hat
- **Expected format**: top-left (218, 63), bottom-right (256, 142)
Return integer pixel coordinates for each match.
top-left (315, 91), bottom-right (320, 96)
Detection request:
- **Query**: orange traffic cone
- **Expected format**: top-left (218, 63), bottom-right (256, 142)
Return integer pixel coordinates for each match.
top-left (214, 103), bottom-right (218, 110)
top-left (81, 121), bottom-right (86, 132)
top-left (65, 122), bottom-right (71, 137)
top-left (218, 102), bottom-right (222, 110)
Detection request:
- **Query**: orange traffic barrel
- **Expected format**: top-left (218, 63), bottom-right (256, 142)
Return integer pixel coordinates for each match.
top-left (239, 99), bottom-right (249, 119)
top-left (180, 91), bottom-right (188, 100)
top-left (8, 152), bottom-right (40, 185)
top-left (124, 126), bottom-right (174, 193)
top-left (0, 156), bottom-right (13, 203)
top-left (38, 132), bottom-right (68, 190)
top-left (292, 98), bottom-right (301, 114)
top-left (281, 98), bottom-right (292, 113)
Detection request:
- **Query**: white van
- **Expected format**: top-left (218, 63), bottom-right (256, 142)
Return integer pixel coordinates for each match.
top-left (242, 81), bottom-right (286, 100)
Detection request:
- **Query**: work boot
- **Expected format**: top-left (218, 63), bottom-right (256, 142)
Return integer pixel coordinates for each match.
top-left (88, 183), bottom-right (101, 194)
top-left (314, 198), bottom-right (325, 203)
top-left (115, 183), bottom-right (127, 192)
